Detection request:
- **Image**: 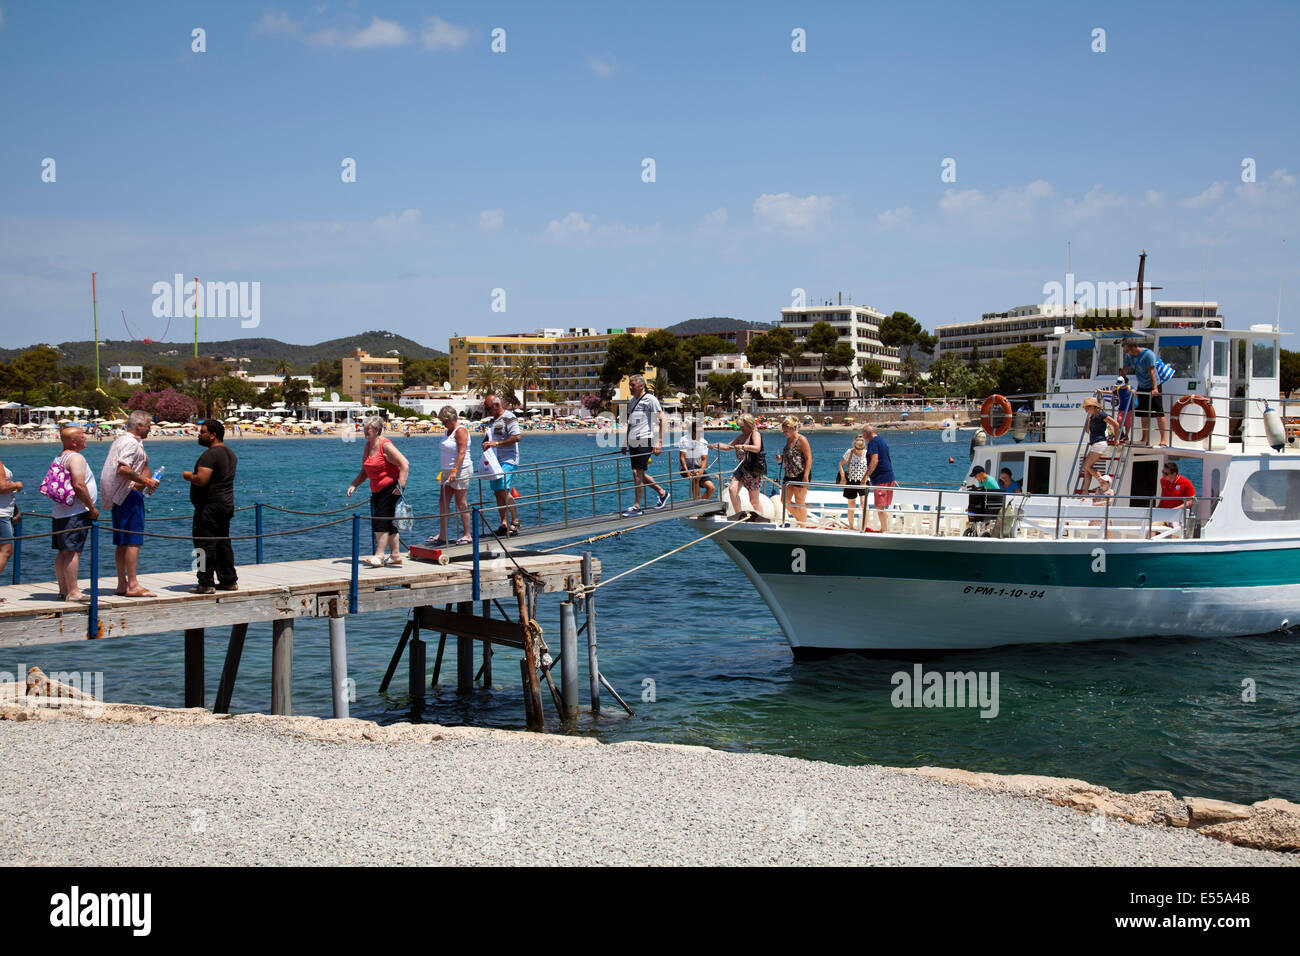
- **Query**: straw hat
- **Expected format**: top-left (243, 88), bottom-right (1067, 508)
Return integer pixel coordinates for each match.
top-left (1082, 397), bottom-right (1101, 410)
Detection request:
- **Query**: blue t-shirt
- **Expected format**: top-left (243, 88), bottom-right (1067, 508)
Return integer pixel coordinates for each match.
top-left (866, 435), bottom-right (894, 484)
top-left (1115, 386), bottom-right (1135, 413)
top-left (1129, 349), bottom-right (1156, 389)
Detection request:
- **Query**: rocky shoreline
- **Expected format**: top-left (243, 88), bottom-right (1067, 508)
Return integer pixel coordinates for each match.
top-left (2, 670), bottom-right (1295, 863)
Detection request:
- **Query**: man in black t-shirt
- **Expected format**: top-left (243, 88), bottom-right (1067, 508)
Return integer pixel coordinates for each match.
top-left (183, 419), bottom-right (238, 594)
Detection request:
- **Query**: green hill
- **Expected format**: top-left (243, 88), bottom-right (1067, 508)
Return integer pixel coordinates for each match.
top-left (664, 317), bottom-right (774, 336)
top-left (0, 330), bottom-right (445, 376)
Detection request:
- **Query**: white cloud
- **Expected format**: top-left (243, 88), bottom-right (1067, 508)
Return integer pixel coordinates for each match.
top-left (588, 55), bottom-right (616, 77)
top-left (421, 16), bottom-right (469, 50)
top-left (1141, 189), bottom-right (1164, 206)
top-left (479, 209), bottom-right (504, 231)
top-left (1180, 181), bottom-right (1226, 210)
top-left (254, 9), bottom-right (301, 36)
top-left (373, 208), bottom-right (421, 237)
top-left (939, 179), bottom-right (1054, 225)
top-left (1063, 184), bottom-right (1127, 223)
top-left (308, 17), bottom-right (411, 50)
top-left (1236, 168), bottom-right (1299, 207)
top-left (753, 193), bottom-right (834, 234)
top-left (701, 207), bottom-right (727, 226)
top-left (876, 205), bottom-right (912, 228)
top-left (545, 211), bottom-right (593, 242)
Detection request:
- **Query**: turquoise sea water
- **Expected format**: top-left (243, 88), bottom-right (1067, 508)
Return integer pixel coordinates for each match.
top-left (1, 431), bottom-right (1295, 804)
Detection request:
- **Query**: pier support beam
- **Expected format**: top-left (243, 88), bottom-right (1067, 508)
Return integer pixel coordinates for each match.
top-left (184, 628), bottom-right (204, 709)
top-left (271, 618), bottom-right (293, 716)
top-left (328, 599), bottom-right (349, 719)
top-left (582, 551), bottom-right (600, 716)
top-left (481, 599), bottom-right (492, 686)
top-left (456, 600), bottom-right (474, 693)
top-left (409, 617), bottom-right (425, 700)
top-left (214, 623), bottom-right (247, 715)
top-left (560, 601), bottom-right (579, 722)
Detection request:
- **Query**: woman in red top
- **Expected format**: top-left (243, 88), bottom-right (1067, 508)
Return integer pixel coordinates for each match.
top-left (346, 416), bottom-right (411, 567)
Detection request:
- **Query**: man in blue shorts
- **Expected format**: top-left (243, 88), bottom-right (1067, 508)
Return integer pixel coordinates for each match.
top-left (99, 410), bottom-right (159, 597)
top-left (1122, 341), bottom-right (1169, 447)
top-left (482, 394), bottom-right (522, 536)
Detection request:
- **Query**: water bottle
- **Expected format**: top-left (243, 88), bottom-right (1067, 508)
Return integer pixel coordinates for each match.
top-left (148, 466), bottom-right (164, 496)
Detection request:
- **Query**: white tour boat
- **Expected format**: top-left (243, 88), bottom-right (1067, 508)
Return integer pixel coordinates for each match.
top-left (689, 278), bottom-right (1300, 654)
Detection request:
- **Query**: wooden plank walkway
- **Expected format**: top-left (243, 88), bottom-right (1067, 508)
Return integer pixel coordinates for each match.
top-left (0, 551), bottom-right (594, 649)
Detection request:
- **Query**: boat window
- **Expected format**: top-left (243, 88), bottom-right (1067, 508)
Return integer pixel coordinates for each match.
top-left (1025, 454), bottom-right (1052, 495)
top-left (1065, 341), bottom-right (1094, 379)
top-left (1252, 339), bottom-right (1277, 378)
top-left (1212, 340), bottom-right (1228, 377)
top-left (1096, 341), bottom-right (1122, 377)
top-left (1241, 470), bottom-right (1300, 521)
top-left (1210, 468), bottom-right (1222, 515)
top-left (1157, 336), bottom-right (1200, 379)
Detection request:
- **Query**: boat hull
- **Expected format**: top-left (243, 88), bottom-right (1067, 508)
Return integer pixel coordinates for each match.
top-left (695, 522), bottom-right (1300, 652)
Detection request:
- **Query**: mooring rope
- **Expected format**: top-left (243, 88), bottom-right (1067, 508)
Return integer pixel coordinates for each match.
top-left (578, 520), bottom-right (736, 595)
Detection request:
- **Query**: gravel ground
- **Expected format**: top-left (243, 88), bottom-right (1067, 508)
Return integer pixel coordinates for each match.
top-left (0, 719), bottom-right (1293, 866)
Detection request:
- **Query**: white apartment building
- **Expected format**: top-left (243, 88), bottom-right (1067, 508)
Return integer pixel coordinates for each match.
top-left (936, 301), bottom-right (1221, 363)
top-left (695, 354), bottom-right (777, 399)
top-left (778, 303), bottom-right (901, 399)
top-left (108, 365), bottom-right (144, 385)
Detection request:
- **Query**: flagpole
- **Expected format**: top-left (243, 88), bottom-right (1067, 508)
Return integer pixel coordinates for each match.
top-left (92, 272), bottom-right (100, 390)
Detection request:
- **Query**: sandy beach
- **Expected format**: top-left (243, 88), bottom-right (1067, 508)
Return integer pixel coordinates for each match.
top-left (0, 695), bottom-right (1294, 866)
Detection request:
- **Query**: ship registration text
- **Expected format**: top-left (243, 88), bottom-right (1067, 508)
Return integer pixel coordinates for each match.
top-left (963, 585), bottom-right (1046, 599)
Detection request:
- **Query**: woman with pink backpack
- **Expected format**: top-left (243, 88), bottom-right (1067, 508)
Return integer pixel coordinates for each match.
top-left (40, 425), bottom-right (100, 602)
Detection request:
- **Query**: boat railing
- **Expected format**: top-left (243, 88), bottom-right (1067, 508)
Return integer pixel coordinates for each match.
top-left (771, 479), bottom-right (1218, 542)
top-left (984, 389), bottom-right (1300, 451)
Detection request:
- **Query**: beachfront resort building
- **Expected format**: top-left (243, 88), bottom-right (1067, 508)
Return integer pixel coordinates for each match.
top-left (695, 354), bottom-right (777, 399)
top-left (674, 327), bottom-right (764, 351)
top-left (777, 302), bottom-right (901, 400)
top-left (935, 301), bottom-right (1222, 364)
top-left (341, 349), bottom-right (403, 405)
top-left (449, 328), bottom-right (659, 403)
top-left (107, 365), bottom-right (144, 385)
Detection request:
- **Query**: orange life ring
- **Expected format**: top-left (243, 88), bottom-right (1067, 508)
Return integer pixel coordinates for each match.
top-left (1171, 394), bottom-right (1215, 442)
top-left (980, 394), bottom-right (1013, 437)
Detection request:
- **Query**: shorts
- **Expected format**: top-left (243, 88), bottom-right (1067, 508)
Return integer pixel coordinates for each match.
top-left (442, 477), bottom-right (469, 491)
top-left (627, 446), bottom-right (653, 472)
top-left (371, 484), bottom-right (399, 534)
top-left (732, 468), bottom-right (762, 493)
top-left (873, 481), bottom-right (896, 509)
top-left (0, 516), bottom-right (12, 546)
top-left (1136, 389), bottom-right (1165, 418)
top-left (112, 490), bottom-right (145, 547)
top-left (842, 484), bottom-right (867, 500)
top-left (52, 512), bottom-right (92, 553)
top-left (490, 460), bottom-right (517, 493)
top-left (1088, 440), bottom-right (1109, 456)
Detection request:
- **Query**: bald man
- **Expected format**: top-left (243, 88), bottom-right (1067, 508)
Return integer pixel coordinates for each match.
top-left (51, 426), bottom-right (100, 602)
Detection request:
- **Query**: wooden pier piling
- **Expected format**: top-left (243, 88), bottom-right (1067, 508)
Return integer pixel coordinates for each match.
top-left (559, 601), bottom-right (579, 721)
top-left (327, 598), bottom-right (348, 719)
top-left (184, 628), bottom-right (204, 709)
top-left (271, 618), bottom-right (293, 716)
top-left (582, 551), bottom-right (600, 716)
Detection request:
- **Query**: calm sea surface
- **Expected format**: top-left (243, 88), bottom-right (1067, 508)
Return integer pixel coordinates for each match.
top-left (2, 430), bottom-right (1295, 804)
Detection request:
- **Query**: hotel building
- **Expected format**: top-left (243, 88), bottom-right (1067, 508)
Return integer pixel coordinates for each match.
top-left (777, 303), bottom-right (901, 399)
top-left (341, 349), bottom-right (403, 405)
top-left (449, 328), bottom-right (659, 402)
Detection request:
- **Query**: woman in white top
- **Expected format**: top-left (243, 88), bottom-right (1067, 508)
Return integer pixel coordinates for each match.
top-left (837, 436), bottom-right (870, 531)
top-left (0, 457), bottom-right (23, 594)
top-left (431, 406), bottom-right (473, 545)
top-left (678, 418), bottom-right (715, 500)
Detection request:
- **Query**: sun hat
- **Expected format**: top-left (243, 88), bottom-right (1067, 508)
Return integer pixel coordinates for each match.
top-left (1082, 396), bottom-right (1101, 409)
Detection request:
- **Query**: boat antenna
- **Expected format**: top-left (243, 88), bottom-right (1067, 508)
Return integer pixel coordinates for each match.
top-left (1201, 235), bottom-right (1211, 323)
top-left (1277, 238), bottom-right (1287, 333)
top-left (91, 272), bottom-right (99, 391)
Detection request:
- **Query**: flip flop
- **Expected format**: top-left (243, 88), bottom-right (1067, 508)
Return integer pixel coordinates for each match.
top-left (493, 524), bottom-right (509, 537)
top-left (362, 557), bottom-right (385, 568)
top-left (426, 536), bottom-right (448, 546)
top-left (454, 535), bottom-right (472, 545)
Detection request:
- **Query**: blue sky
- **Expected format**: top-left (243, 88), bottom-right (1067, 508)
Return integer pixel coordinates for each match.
top-left (1, 0), bottom-right (1297, 351)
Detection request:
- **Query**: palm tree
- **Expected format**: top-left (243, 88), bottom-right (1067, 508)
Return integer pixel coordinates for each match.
top-left (507, 356), bottom-right (545, 412)
top-left (472, 363), bottom-right (505, 398)
top-left (684, 385), bottom-right (717, 412)
top-left (274, 359), bottom-right (293, 378)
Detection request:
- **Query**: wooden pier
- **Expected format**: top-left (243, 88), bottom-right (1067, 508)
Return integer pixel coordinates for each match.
top-left (0, 548), bottom-right (600, 728)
